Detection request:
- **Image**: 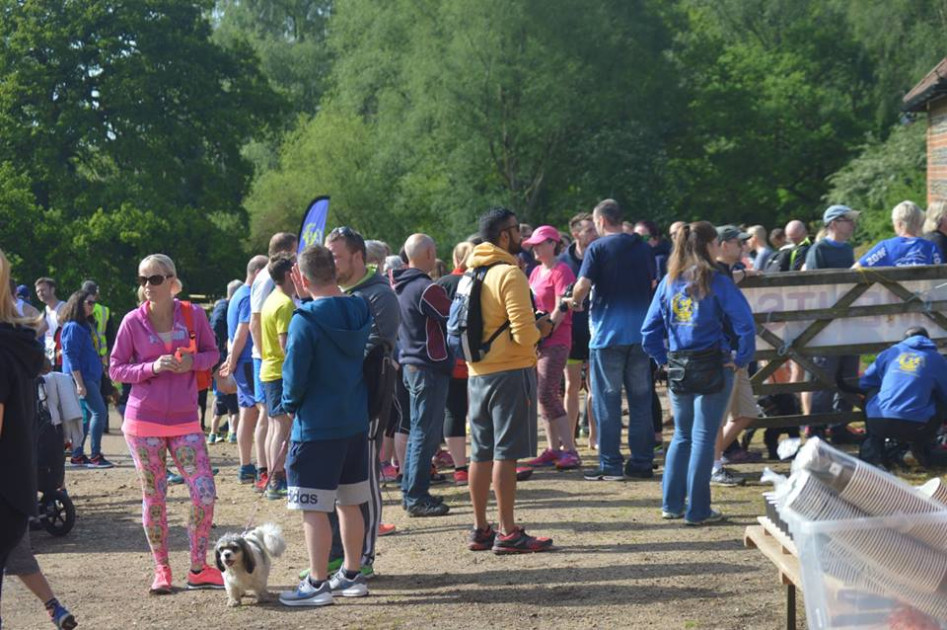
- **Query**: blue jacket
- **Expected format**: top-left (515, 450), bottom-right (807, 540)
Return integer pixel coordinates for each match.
top-left (391, 267), bottom-right (453, 374)
top-left (281, 296), bottom-right (373, 441)
top-left (641, 271), bottom-right (756, 368)
top-left (860, 336), bottom-right (947, 422)
top-left (60, 321), bottom-right (103, 384)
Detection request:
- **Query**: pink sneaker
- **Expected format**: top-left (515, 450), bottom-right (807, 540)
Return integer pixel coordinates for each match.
top-left (555, 450), bottom-right (581, 470)
top-left (432, 449), bottom-right (455, 470)
top-left (380, 463), bottom-right (399, 483)
top-left (150, 565), bottom-right (172, 595)
top-left (186, 565), bottom-right (224, 590)
top-left (378, 523), bottom-right (397, 537)
top-left (527, 448), bottom-right (560, 467)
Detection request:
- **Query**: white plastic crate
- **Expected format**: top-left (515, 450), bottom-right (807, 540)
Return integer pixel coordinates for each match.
top-left (790, 511), bottom-right (947, 629)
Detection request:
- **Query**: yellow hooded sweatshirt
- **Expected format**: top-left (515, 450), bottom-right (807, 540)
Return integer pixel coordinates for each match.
top-left (465, 242), bottom-right (540, 377)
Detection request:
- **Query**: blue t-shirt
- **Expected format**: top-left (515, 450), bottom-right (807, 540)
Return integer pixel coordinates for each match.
top-left (858, 236), bottom-right (942, 267)
top-left (578, 233), bottom-right (655, 348)
top-left (226, 285), bottom-right (253, 363)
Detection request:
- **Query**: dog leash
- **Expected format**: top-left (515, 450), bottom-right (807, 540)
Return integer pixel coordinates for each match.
top-left (242, 440), bottom-right (288, 533)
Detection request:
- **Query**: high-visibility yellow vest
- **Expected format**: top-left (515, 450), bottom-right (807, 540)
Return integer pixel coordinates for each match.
top-left (92, 302), bottom-right (110, 360)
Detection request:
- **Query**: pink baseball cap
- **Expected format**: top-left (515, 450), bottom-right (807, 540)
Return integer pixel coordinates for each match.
top-left (522, 225), bottom-right (562, 247)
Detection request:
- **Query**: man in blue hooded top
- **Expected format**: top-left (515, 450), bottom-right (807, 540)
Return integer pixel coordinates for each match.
top-left (859, 326), bottom-right (947, 469)
top-left (279, 244), bottom-right (374, 607)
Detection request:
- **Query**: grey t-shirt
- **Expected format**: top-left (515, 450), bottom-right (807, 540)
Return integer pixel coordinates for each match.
top-left (805, 238), bottom-right (854, 270)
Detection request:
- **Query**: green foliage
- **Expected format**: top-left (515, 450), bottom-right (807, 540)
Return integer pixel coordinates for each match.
top-left (0, 0), bottom-right (281, 311)
top-left (825, 121), bottom-right (927, 244)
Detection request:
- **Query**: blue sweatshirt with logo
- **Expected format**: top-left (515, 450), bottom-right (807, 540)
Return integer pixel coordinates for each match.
top-left (860, 336), bottom-right (947, 422)
top-left (641, 271), bottom-right (756, 368)
top-left (281, 295), bottom-right (372, 441)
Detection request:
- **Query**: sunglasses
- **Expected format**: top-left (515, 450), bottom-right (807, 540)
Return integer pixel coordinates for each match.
top-left (138, 274), bottom-right (173, 287)
top-left (329, 226), bottom-right (358, 238)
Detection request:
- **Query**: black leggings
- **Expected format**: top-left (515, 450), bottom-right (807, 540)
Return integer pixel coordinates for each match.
top-left (444, 377), bottom-right (467, 439)
top-left (0, 495), bottom-right (29, 600)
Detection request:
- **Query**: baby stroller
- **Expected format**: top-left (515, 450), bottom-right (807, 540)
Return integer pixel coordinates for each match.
top-left (34, 378), bottom-right (76, 537)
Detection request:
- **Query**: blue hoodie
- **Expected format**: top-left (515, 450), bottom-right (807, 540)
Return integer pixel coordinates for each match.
top-left (281, 295), bottom-right (373, 441)
top-left (641, 271), bottom-right (756, 368)
top-left (860, 336), bottom-right (947, 423)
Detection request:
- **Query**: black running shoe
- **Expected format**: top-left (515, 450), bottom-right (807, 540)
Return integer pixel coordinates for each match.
top-left (492, 527), bottom-right (553, 554)
top-left (467, 525), bottom-right (497, 551)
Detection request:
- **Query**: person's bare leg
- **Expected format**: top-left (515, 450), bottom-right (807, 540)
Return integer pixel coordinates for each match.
top-left (553, 415), bottom-right (576, 451)
top-left (541, 417), bottom-right (559, 452)
top-left (237, 406), bottom-right (259, 466)
top-left (468, 460), bottom-right (493, 530)
top-left (585, 369), bottom-right (598, 449)
top-left (303, 512), bottom-right (332, 581)
top-left (394, 432), bottom-right (408, 469)
top-left (254, 404), bottom-right (269, 471)
top-left (268, 415), bottom-right (291, 474)
top-left (18, 571), bottom-right (54, 604)
top-left (337, 504), bottom-right (365, 573)
top-left (209, 413), bottom-right (222, 436)
top-left (720, 416), bottom-right (755, 452)
top-left (564, 363), bottom-right (582, 438)
top-left (380, 435), bottom-right (394, 463)
top-left (493, 459), bottom-right (518, 534)
top-left (446, 436), bottom-right (467, 468)
top-left (229, 411), bottom-right (239, 437)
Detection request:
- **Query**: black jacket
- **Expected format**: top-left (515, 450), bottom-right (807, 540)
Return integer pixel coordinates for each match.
top-left (0, 323), bottom-right (45, 516)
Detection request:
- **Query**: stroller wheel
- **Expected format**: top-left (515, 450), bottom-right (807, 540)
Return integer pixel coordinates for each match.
top-left (39, 490), bottom-right (76, 537)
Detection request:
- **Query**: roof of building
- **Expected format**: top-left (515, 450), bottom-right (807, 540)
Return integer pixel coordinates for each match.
top-left (904, 58), bottom-right (947, 112)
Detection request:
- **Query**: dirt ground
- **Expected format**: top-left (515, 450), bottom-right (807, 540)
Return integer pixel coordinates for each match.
top-left (6, 404), bottom-right (934, 630)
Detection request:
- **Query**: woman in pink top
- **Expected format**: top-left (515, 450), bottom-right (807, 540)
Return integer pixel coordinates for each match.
top-left (524, 226), bottom-right (581, 470)
top-left (109, 254), bottom-right (223, 595)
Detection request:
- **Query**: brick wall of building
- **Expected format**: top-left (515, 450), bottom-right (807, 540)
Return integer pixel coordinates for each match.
top-left (928, 98), bottom-right (947, 204)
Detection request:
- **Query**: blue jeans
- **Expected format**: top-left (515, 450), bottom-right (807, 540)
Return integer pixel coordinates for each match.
top-left (590, 344), bottom-right (654, 475)
top-left (75, 376), bottom-right (107, 458)
top-left (664, 369), bottom-right (735, 522)
top-left (401, 365), bottom-right (450, 508)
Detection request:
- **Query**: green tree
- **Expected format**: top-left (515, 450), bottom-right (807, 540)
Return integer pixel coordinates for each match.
top-left (0, 0), bottom-right (281, 309)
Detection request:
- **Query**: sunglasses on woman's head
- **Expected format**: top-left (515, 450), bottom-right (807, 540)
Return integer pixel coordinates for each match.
top-left (138, 274), bottom-right (173, 287)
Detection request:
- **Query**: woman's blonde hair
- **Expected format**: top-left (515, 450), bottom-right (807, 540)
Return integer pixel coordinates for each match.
top-left (891, 200), bottom-right (925, 236)
top-left (925, 200), bottom-right (947, 234)
top-left (137, 254), bottom-right (183, 304)
top-left (452, 241), bottom-right (474, 270)
top-left (0, 248), bottom-right (41, 326)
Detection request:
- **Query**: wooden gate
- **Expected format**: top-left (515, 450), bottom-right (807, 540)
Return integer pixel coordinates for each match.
top-left (739, 265), bottom-right (947, 429)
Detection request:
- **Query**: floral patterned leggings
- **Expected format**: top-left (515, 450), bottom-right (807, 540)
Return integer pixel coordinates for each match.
top-left (124, 433), bottom-right (216, 569)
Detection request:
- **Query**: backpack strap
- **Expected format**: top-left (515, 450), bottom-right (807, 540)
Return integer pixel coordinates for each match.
top-left (176, 300), bottom-right (198, 357)
top-left (476, 263), bottom-right (512, 348)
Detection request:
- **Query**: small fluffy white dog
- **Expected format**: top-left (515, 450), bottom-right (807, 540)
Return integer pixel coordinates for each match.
top-left (214, 523), bottom-right (286, 606)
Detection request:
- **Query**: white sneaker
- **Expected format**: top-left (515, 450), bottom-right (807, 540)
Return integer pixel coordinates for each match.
top-left (710, 467), bottom-right (745, 487)
top-left (279, 578), bottom-right (334, 607)
top-left (328, 568), bottom-right (369, 598)
top-left (661, 510), bottom-right (684, 520)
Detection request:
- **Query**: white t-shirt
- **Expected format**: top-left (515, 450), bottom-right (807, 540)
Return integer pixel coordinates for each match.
top-left (43, 301), bottom-right (65, 361)
top-left (249, 269), bottom-right (275, 359)
top-left (14, 298), bottom-right (25, 317)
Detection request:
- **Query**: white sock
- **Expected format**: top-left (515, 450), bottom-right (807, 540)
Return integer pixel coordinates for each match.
top-left (712, 460), bottom-right (723, 473)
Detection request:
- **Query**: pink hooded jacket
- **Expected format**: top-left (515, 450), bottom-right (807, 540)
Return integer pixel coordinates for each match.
top-left (109, 300), bottom-right (218, 437)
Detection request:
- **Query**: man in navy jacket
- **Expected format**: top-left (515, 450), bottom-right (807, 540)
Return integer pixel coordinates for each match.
top-left (390, 234), bottom-right (453, 517)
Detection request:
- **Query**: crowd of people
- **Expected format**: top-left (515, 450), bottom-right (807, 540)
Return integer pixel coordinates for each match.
top-left (2, 196), bottom-right (947, 621)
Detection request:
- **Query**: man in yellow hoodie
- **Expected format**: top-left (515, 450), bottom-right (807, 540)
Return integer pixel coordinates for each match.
top-left (465, 208), bottom-right (554, 554)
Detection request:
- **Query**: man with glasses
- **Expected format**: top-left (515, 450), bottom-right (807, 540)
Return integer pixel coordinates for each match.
top-left (804, 205), bottom-right (864, 445)
top-left (464, 208), bottom-right (553, 553)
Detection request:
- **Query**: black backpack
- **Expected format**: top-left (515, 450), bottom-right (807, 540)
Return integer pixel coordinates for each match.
top-left (447, 264), bottom-right (510, 363)
top-left (765, 248), bottom-right (792, 273)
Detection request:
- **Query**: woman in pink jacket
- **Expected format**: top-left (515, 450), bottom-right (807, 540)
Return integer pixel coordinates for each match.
top-left (110, 254), bottom-right (223, 594)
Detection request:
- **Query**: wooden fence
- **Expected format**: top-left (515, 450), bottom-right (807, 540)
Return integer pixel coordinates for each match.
top-left (738, 265), bottom-right (947, 429)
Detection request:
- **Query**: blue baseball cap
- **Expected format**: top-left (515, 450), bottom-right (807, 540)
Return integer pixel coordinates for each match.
top-left (823, 205), bottom-right (859, 224)
top-left (15, 285), bottom-right (29, 300)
